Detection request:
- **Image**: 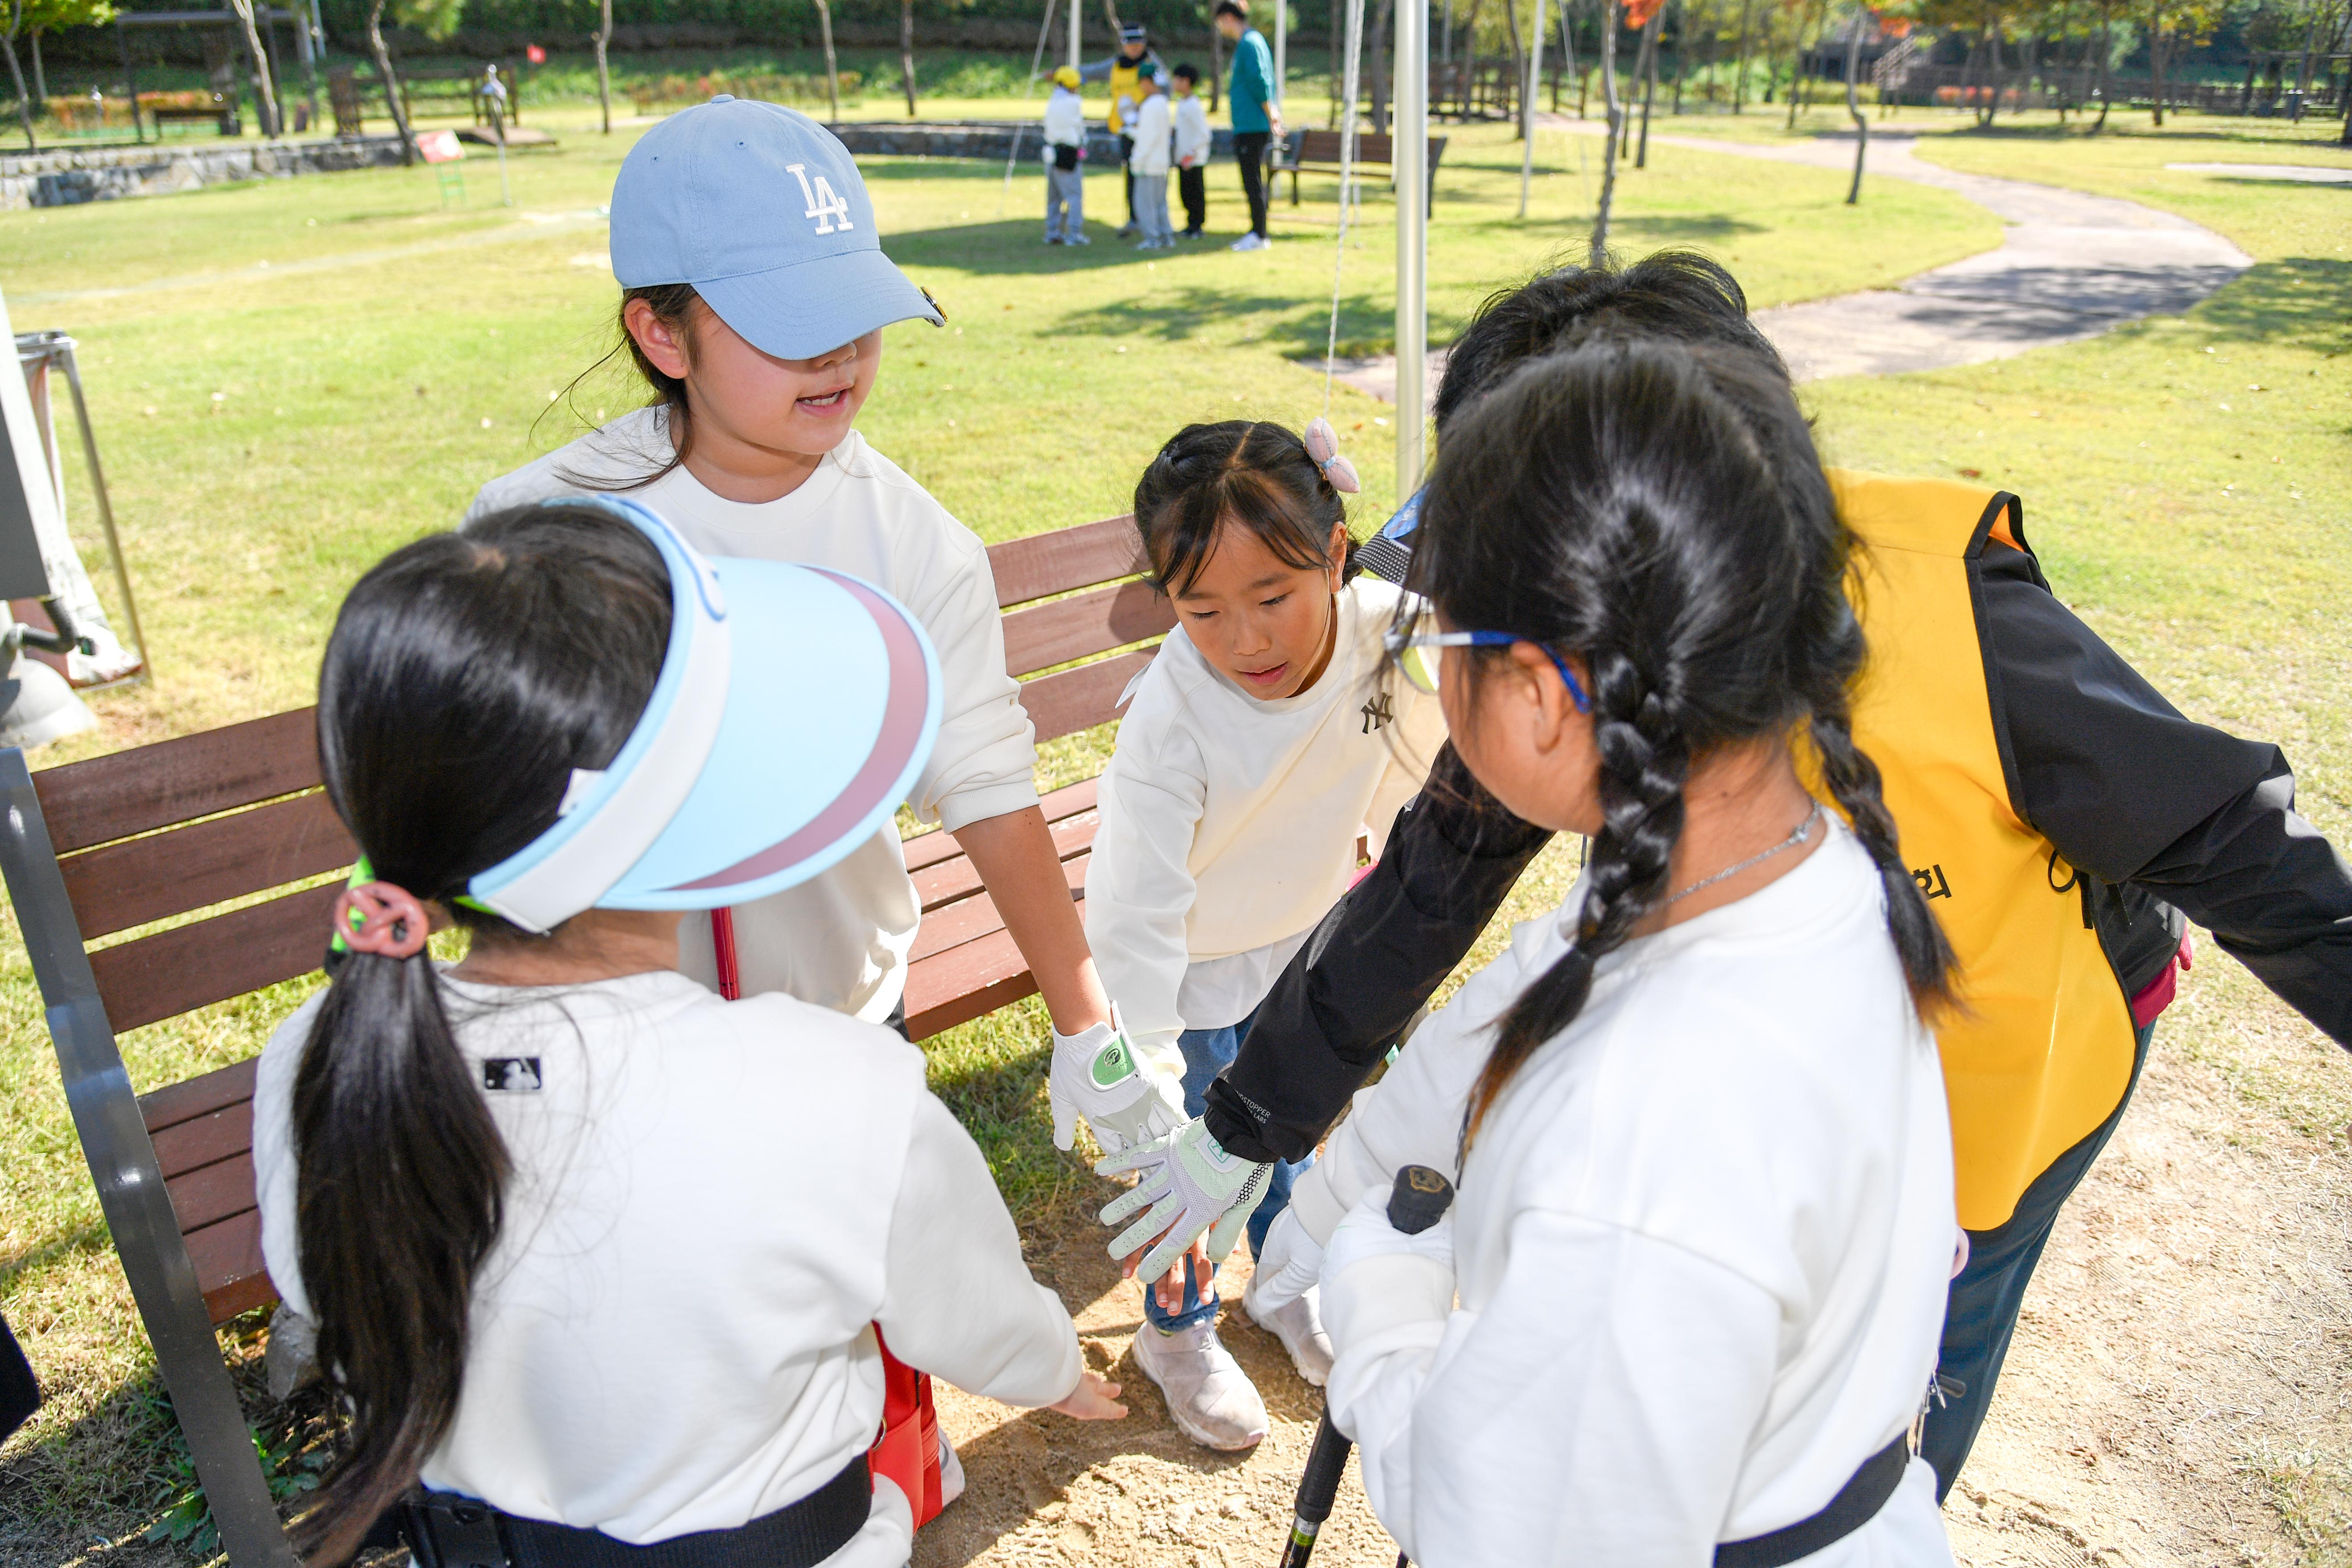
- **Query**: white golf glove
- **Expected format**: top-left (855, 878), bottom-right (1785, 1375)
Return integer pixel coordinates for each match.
top-left (1320, 1182), bottom-right (1457, 1353)
top-left (1249, 1206), bottom-right (1325, 1316)
top-left (1096, 1117), bottom-right (1272, 1281)
top-left (1049, 1005), bottom-right (1186, 1155)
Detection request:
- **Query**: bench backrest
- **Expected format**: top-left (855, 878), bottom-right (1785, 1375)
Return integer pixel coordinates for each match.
top-left (32, 512), bottom-right (1166, 1044)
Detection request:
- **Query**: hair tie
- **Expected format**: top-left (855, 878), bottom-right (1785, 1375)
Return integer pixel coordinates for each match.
top-left (332, 879), bottom-right (432, 961)
top-left (1303, 417), bottom-right (1362, 495)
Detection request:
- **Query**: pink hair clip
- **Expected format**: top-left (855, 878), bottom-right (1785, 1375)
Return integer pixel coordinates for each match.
top-left (1303, 417), bottom-right (1362, 495)
top-left (332, 880), bottom-right (432, 961)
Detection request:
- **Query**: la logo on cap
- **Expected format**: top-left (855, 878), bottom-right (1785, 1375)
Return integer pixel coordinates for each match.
top-left (787, 163), bottom-right (854, 236)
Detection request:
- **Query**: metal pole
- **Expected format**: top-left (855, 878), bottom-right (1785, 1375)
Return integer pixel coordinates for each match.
top-left (1069, 0), bottom-right (1081, 74)
top-left (1276, 0), bottom-right (1287, 107)
top-left (1395, 0), bottom-right (1427, 487)
top-left (116, 20), bottom-right (145, 144)
top-left (1519, 0), bottom-right (1546, 213)
top-left (54, 339), bottom-right (149, 678)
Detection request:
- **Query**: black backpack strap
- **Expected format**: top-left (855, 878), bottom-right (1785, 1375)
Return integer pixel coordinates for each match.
top-left (1714, 1433), bottom-right (1911, 1568)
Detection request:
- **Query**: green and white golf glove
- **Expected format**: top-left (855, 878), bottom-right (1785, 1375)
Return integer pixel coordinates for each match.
top-left (1096, 1117), bottom-right (1273, 1281)
top-left (1049, 1005), bottom-right (1187, 1155)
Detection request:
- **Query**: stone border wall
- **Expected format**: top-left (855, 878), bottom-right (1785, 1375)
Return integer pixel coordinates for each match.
top-left (0, 135), bottom-right (411, 212)
top-left (828, 120), bottom-right (1238, 164)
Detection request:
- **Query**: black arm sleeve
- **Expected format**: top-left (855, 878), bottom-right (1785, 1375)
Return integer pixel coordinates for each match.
top-left (1981, 541), bottom-right (2352, 1045)
top-left (1201, 742), bottom-right (1555, 1163)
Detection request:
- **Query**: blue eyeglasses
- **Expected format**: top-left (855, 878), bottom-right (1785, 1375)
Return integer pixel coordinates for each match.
top-left (1384, 626), bottom-right (1593, 713)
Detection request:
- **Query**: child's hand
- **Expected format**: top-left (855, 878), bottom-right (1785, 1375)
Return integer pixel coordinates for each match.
top-left (1147, 1238), bottom-right (1216, 1312)
top-left (1049, 1370), bottom-right (1127, 1419)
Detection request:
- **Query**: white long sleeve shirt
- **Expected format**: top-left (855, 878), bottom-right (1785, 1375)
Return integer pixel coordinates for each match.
top-left (1084, 575), bottom-right (1442, 1069)
top-left (1308, 823), bottom-right (1958, 1568)
top-left (469, 416), bottom-right (1039, 1022)
top-left (1042, 86), bottom-right (1085, 149)
top-left (1172, 95), bottom-right (1212, 168)
top-left (253, 970), bottom-right (1081, 1561)
top-left (1129, 93), bottom-right (1173, 177)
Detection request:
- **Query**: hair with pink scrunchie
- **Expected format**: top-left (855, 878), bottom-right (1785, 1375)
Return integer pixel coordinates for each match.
top-left (1302, 416), bottom-right (1362, 495)
top-left (332, 880), bottom-right (432, 960)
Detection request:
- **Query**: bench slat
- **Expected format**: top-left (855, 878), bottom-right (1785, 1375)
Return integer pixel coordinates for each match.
top-left (986, 516), bottom-right (1148, 608)
top-left (61, 790), bottom-right (355, 942)
top-left (183, 1211), bottom-right (275, 1325)
top-left (32, 708), bottom-right (320, 854)
top-left (166, 1151), bottom-right (260, 1237)
top-left (1019, 649), bottom-right (1158, 745)
top-left (898, 778), bottom-right (1100, 873)
top-left (1002, 579), bottom-right (1177, 680)
top-left (910, 850), bottom-right (1091, 964)
top-left (911, 809), bottom-right (1096, 913)
top-left (140, 1056), bottom-right (260, 1134)
top-left (91, 883), bottom-right (337, 1035)
top-left (150, 1098), bottom-right (255, 1183)
top-left (904, 926), bottom-right (1038, 1041)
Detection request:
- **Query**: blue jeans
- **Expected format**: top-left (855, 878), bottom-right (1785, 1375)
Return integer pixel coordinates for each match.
top-left (1143, 1003), bottom-right (1312, 1332)
top-left (1921, 1018), bottom-right (2157, 1496)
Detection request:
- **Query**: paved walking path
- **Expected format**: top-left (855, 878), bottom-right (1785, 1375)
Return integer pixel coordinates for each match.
top-left (1324, 125), bottom-right (2253, 398)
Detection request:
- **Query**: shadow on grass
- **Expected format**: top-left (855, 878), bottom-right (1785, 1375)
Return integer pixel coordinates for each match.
top-left (1046, 281), bottom-right (1403, 359)
top-left (2192, 257), bottom-right (2352, 353)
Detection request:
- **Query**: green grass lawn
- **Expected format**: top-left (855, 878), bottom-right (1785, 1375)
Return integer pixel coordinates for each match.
top-left (1, 103), bottom-right (2344, 1554)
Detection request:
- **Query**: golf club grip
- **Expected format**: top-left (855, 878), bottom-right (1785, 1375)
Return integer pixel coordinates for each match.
top-left (1276, 1411), bottom-right (1356, 1566)
top-left (1387, 1165), bottom-right (1454, 1235)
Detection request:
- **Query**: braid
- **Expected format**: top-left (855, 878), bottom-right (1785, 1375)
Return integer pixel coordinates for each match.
top-left (1808, 695), bottom-right (1958, 1017)
top-left (1463, 650), bottom-right (1690, 1152)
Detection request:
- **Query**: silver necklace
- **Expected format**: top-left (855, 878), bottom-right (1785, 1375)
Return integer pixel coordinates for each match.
top-left (1664, 802), bottom-right (1824, 905)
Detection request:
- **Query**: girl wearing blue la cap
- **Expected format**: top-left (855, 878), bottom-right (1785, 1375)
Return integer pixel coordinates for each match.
top-left (253, 502), bottom-right (1122, 1565)
top-left (471, 96), bottom-right (1185, 1187)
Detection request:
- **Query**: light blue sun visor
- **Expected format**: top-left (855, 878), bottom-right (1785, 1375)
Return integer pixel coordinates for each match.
top-left (466, 496), bottom-right (942, 933)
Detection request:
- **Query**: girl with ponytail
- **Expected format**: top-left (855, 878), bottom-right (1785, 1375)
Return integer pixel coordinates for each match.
top-left (1296, 340), bottom-right (1964, 1567)
top-left (254, 502), bottom-right (1120, 1566)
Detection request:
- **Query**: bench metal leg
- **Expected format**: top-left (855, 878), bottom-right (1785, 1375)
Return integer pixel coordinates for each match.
top-left (0, 752), bottom-right (298, 1568)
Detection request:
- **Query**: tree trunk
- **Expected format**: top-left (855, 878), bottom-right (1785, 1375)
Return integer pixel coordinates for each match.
top-left (2094, 0), bottom-right (2111, 127)
top-left (1982, 11), bottom-right (2002, 126)
top-left (1, 22), bottom-right (35, 153)
top-left (1460, 0), bottom-right (1481, 116)
top-left (1210, 17), bottom-right (1223, 112)
top-left (1560, 0), bottom-right (1579, 111)
top-left (1503, 0), bottom-right (1525, 134)
top-left (1844, 8), bottom-right (1866, 202)
top-left (226, 0), bottom-right (281, 136)
top-left (1635, 6), bottom-right (1659, 161)
top-left (816, 0), bottom-right (841, 120)
top-left (1671, 0), bottom-right (1688, 112)
top-left (1731, 0), bottom-right (1752, 108)
top-left (364, 0), bottom-right (416, 164)
top-left (27, 26), bottom-right (40, 102)
top-left (2147, 6), bottom-right (2164, 126)
top-left (899, 0), bottom-right (919, 115)
top-left (596, 0), bottom-right (613, 132)
top-left (1591, 0), bottom-right (1620, 261)
top-left (1371, 0), bottom-right (1395, 133)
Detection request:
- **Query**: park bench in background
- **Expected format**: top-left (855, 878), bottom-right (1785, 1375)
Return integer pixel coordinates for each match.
top-left (0, 512), bottom-right (1170, 1562)
top-left (396, 63), bottom-right (524, 128)
top-left (140, 91), bottom-right (239, 137)
top-left (1273, 128), bottom-right (1449, 208)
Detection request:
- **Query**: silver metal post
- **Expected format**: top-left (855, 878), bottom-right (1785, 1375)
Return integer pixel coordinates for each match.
top-left (1069, 0), bottom-right (1081, 74)
top-left (54, 338), bottom-right (149, 679)
top-left (1276, 0), bottom-right (1287, 107)
top-left (1395, 0), bottom-right (1428, 486)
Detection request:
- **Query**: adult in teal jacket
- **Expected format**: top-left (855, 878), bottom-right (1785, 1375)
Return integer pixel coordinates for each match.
top-left (1215, 0), bottom-right (1282, 250)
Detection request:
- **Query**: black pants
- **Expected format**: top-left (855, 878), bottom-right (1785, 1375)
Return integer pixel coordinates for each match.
top-left (1233, 130), bottom-right (1271, 237)
top-left (1178, 165), bottom-right (1207, 232)
top-left (1119, 133), bottom-right (1136, 223)
top-left (1921, 1018), bottom-right (2156, 1495)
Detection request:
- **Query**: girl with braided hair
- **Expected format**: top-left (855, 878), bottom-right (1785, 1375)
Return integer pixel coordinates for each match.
top-left (1300, 338), bottom-right (1963, 1565)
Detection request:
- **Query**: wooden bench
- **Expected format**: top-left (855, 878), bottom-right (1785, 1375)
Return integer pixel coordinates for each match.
top-left (1272, 127), bottom-right (1448, 208)
top-left (143, 92), bottom-right (240, 136)
top-left (396, 63), bottom-right (524, 128)
top-left (0, 512), bottom-right (1171, 1562)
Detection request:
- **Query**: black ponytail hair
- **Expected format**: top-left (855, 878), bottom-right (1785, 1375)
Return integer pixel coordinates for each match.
top-left (1131, 420), bottom-right (1356, 597)
top-left (541, 282), bottom-right (705, 491)
top-left (290, 504), bottom-right (673, 1561)
top-left (1413, 339), bottom-right (1956, 1153)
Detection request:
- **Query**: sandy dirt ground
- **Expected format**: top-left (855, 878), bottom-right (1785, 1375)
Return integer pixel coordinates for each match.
top-left (918, 958), bottom-right (2352, 1568)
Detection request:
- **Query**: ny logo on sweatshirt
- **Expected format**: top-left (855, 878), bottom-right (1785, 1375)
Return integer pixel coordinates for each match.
top-left (1360, 691), bottom-right (1395, 734)
top-left (786, 164), bottom-right (855, 235)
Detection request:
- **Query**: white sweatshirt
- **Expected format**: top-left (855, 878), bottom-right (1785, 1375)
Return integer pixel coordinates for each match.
top-left (1172, 95), bottom-right (1212, 168)
top-left (1129, 93), bottom-right (1173, 176)
top-left (1043, 86), bottom-right (1085, 149)
top-left (1308, 823), bottom-right (1957, 1568)
top-left (1084, 575), bottom-right (1442, 1070)
top-left (252, 970), bottom-right (1080, 1561)
top-left (469, 416), bottom-right (1039, 1023)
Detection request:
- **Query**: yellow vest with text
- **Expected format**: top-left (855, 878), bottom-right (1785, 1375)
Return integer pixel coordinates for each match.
top-left (1828, 469), bottom-right (2139, 1231)
top-left (1108, 59), bottom-right (1146, 134)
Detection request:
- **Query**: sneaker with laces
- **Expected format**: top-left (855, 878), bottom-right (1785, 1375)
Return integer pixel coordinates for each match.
top-left (937, 1429), bottom-right (966, 1509)
top-left (1241, 1271), bottom-right (1335, 1387)
top-left (1129, 1319), bottom-right (1268, 1451)
top-left (1229, 232), bottom-right (1266, 252)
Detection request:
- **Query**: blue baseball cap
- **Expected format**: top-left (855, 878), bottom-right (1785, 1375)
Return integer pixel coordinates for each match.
top-left (466, 496), bottom-right (941, 933)
top-left (610, 96), bottom-right (945, 361)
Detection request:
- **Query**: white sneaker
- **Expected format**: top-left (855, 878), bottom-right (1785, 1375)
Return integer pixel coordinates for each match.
top-left (937, 1429), bottom-right (966, 1509)
top-left (1242, 1272), bottom-right (1335, 1387)
top-left (1130, 1319), bottom-right (1269, 1451)
top-left (1230, 232), bottom-right (1269, 252)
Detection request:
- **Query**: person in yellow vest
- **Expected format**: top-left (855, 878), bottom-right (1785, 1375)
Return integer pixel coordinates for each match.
top-left (1080, 24), bottom-right (1164, 239)
top-left (1099, 252), bottom-right (2352, 1498)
